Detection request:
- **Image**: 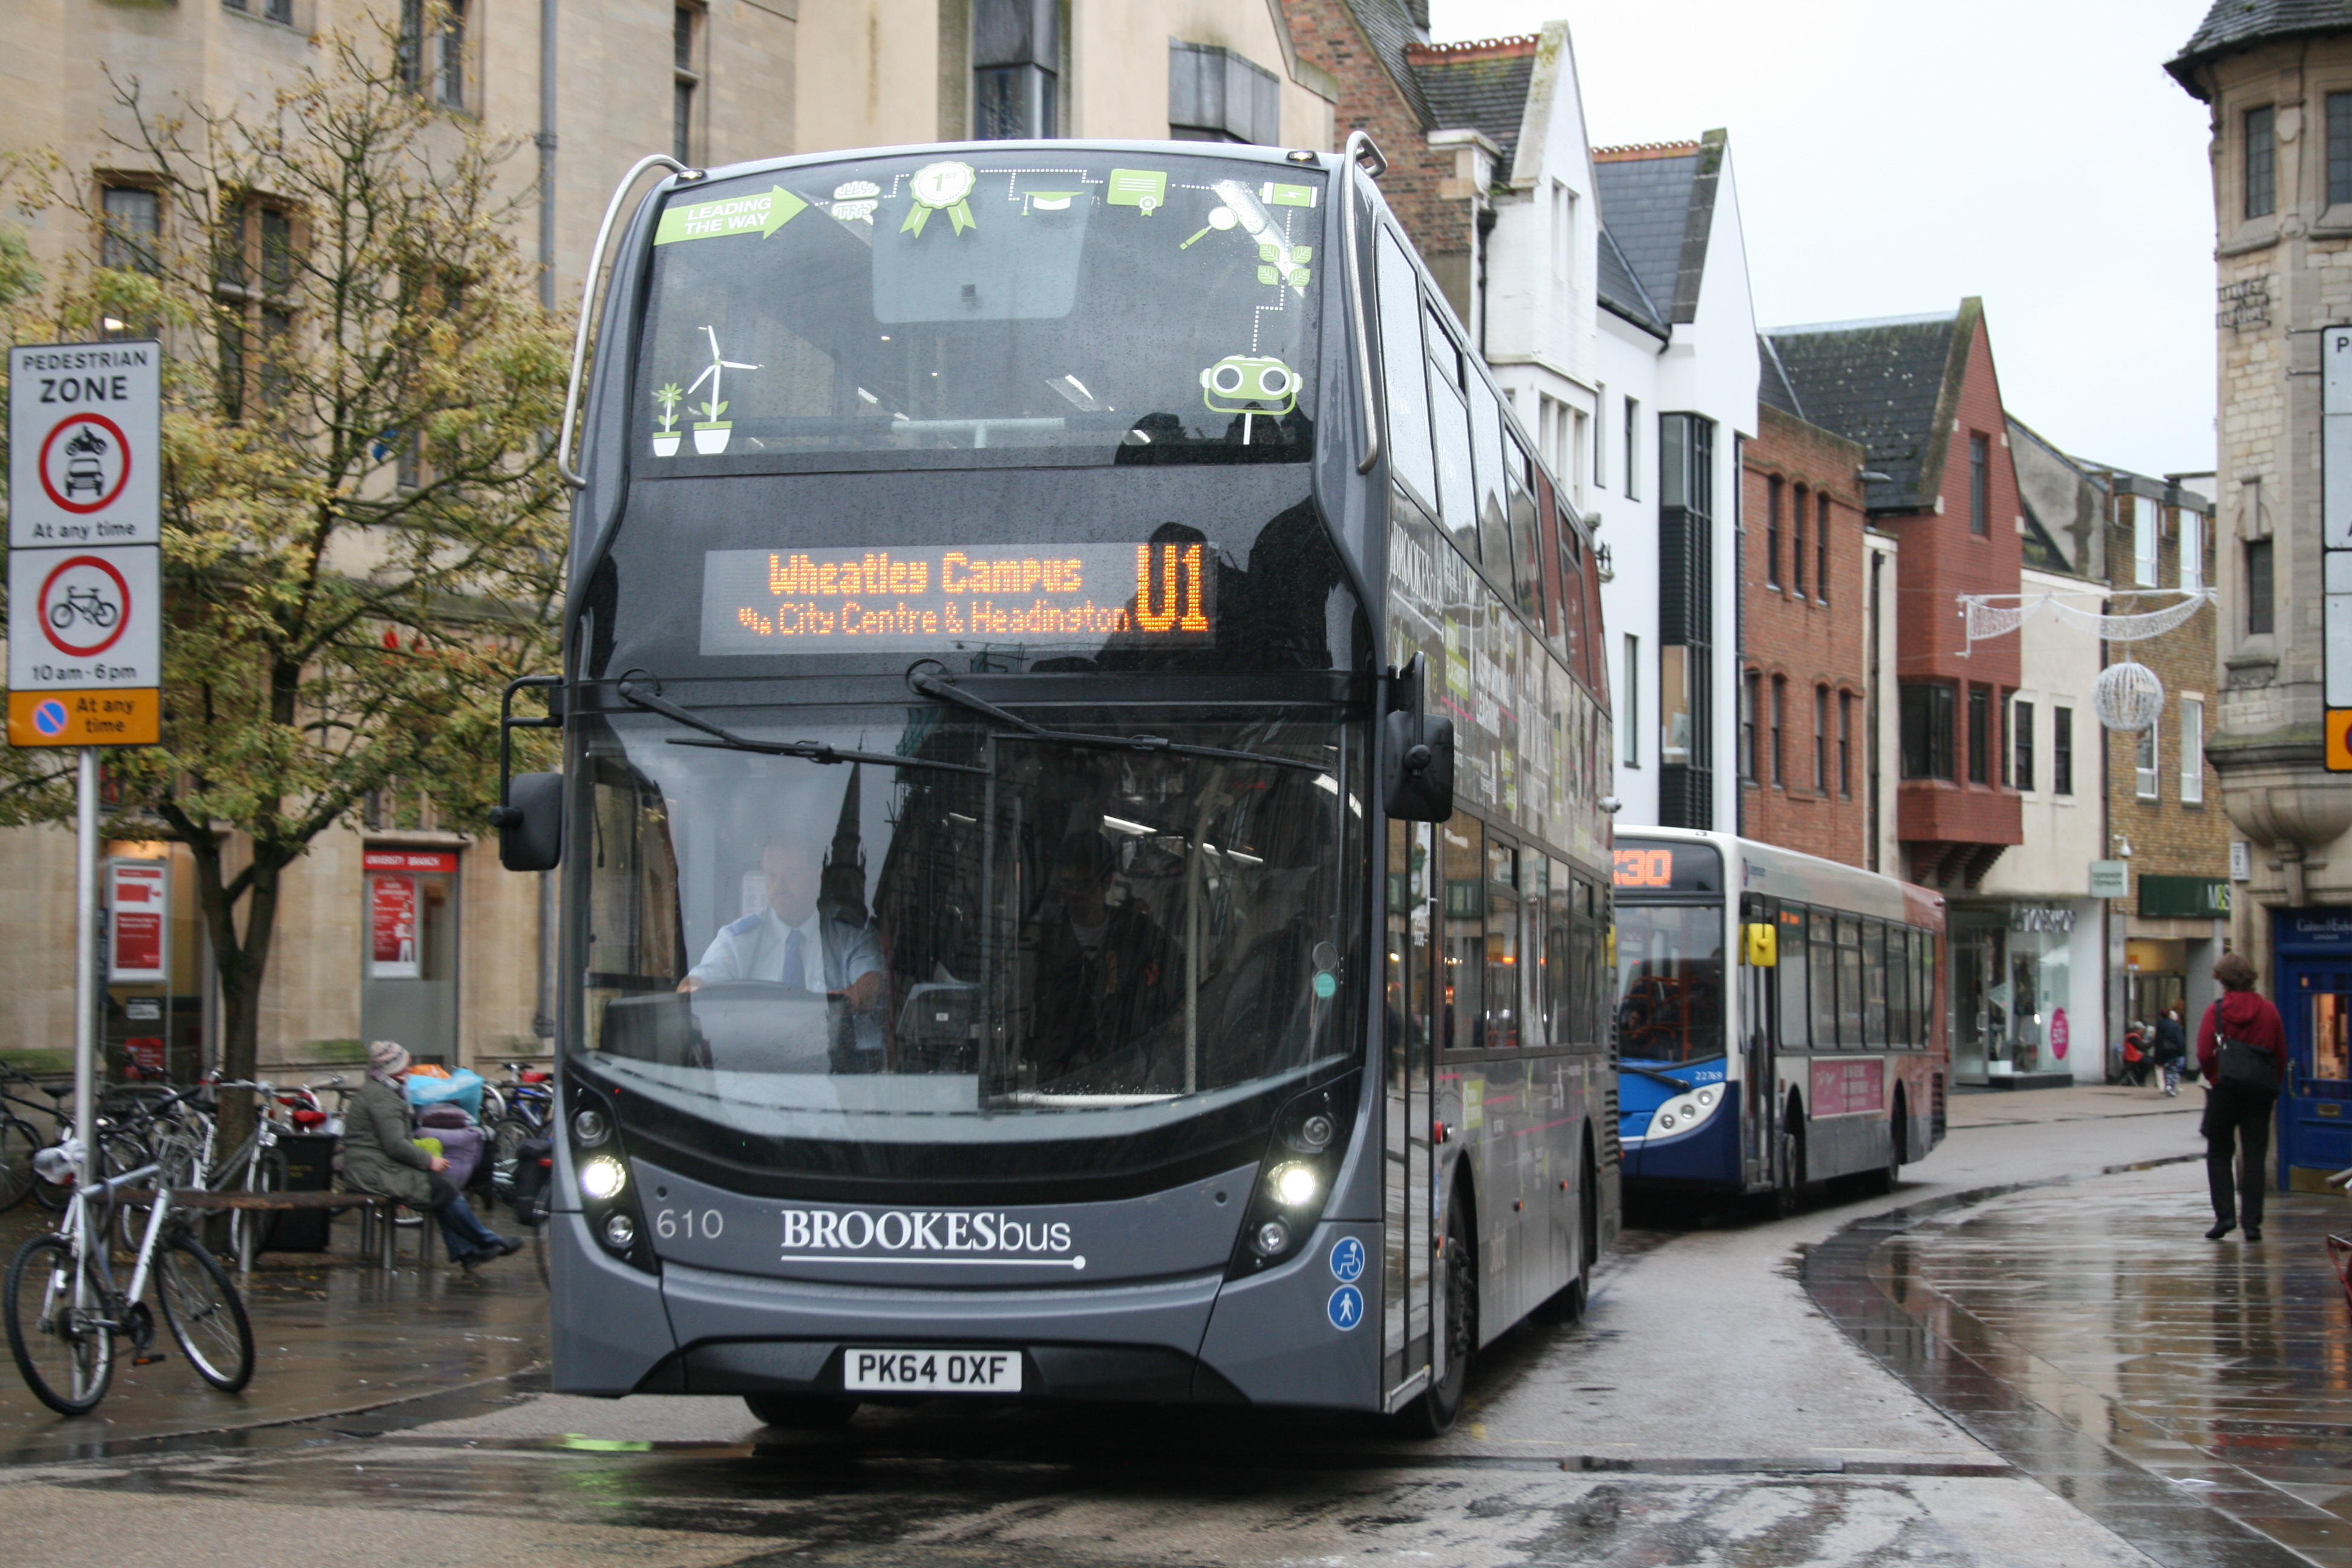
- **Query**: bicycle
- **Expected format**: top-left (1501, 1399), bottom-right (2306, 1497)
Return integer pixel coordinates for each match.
top-left (0, 1067), bottom-right (59, 1214)
top-left (485, 1060), bottom-right (555, 1212)
top-left (4, 1146), bottom-right (254, 1415)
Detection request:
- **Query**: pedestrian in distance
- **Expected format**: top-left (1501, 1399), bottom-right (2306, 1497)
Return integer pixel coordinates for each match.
top-left (2197, 953), bottom-right (2289, 1242)
top-left (2120, 1024), bottom-right (2149, 1087)
top-left (2153, 1003), bottom-right (2189, 1097)
top-left (342, 1040), bottom-right (525, 1270)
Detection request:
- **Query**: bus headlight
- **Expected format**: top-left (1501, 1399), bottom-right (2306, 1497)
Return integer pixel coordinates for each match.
top-left (1270, 1162), bottom-right (1321, 1207)
top-left (572, 1108), bottom-right (610, 1146)
top-left (601, 1212), bottom-right (638, 1251)
top-left (1253, 1220), bottom-right (1290, 1256)
top-left (1645, 1085), bottom-right (1728, 1140)
top-left (580, 1155), bottom-right (627, 1201)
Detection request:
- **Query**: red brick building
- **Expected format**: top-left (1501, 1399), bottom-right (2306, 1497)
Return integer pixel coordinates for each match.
top-left (1738, 400), bottom-right (1869, 865)
top-left (1764, 301), bottom-right (2024, 890)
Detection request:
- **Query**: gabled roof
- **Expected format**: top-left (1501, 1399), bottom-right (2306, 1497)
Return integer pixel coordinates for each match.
top-left (1406, 38), bottom-right (1540, 181)
top-left (1591, 133), bottom-right (1725, 329)
top-left (2170, 1), bottom-right (2352, 98)
top-left (1338, 0), bottom-right (1436, 127)
top-left (1598, 225), bottom-right (1667, 339)
top-left (1758, 335), bottom-right (1805, 422)
top-left (1761, 302), bottom-right (1979, 513)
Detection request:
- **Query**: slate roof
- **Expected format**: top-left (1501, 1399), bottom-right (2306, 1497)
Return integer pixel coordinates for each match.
top-left (1593, 148), bottom-right (1698, 331)
top-left (1598, 225), bottom-right (1667, 339)
top-left (2171, 1), bottom-right (2352, 96)
top-left (1339, 0), bottom-right (1435, 127)
top-left (1760, 308), bottom-right (1966, 512)
top-left (1758, 335), bottom-right (1805, 421)
top-left (1408, 42), bottom-right (1538, 180)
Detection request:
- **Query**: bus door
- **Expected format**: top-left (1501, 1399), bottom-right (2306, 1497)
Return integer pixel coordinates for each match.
top-left (1740, 894), bottom-right (1773, 1189)
top-left (1383, 819), bottom-right (1436, 1405)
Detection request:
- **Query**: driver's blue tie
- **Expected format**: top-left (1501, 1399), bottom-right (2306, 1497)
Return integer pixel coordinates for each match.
top-left (782, 928), bottom-right (808, 991)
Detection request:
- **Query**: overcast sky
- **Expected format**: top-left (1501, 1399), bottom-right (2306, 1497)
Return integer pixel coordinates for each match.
top-left (1432, 0), bottom-right (2221, 482)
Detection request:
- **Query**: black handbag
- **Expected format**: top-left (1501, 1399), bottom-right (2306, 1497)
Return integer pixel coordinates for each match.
top-left (2217, 1032), bottom-right (2284, 1094)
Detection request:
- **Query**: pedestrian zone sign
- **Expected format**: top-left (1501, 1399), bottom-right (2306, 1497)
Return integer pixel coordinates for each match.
top-left (7, 341), bottom-right (162, 748)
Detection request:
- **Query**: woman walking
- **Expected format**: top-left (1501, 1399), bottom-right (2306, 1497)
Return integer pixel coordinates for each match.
top-left (2196, 954), bottom-right (2289, 1241)
top-left (2154, 1004), bottom-right (2188, 1096)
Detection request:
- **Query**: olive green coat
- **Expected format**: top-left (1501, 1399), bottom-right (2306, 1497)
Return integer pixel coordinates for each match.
top-left (340, 1071), bottom-right (435, 1205)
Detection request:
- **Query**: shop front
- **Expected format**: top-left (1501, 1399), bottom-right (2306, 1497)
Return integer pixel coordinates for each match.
top-left (1949, 899), bottom-right (2104, 1086)
top-left (359, 847), bottom-right (462, 1067)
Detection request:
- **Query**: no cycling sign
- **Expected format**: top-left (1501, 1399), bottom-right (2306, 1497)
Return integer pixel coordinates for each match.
top-left (7, 341), bottom-right (162, 746)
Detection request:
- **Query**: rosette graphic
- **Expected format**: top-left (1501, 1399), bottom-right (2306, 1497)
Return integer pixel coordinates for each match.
top-left (902, 160), bottom-right (979, 238)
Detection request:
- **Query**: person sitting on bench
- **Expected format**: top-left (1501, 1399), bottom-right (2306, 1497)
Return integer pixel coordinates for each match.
top-left (343, 1040), bottom-right (522, 1270)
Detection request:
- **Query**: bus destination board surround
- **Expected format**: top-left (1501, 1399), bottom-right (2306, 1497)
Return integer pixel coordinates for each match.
top-left (700, 541), bottom-right (1214, 655)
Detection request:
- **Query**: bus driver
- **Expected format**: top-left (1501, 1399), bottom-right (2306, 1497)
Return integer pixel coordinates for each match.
top-left (682, 835), bottom-right (886, 1008)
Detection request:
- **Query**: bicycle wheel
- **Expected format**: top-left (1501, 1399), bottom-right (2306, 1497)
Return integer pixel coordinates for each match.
top-left (0, 1117), bottom-right (39, 1212)
top-left (4, 1234), bottom-right (114, 1415)
top-left (155, 1233), bottom-right (253, 1393)
top-left (229, 1148), bottom-right (287, 1266)
top-left (489, 1117), bottom-right (532, 1204)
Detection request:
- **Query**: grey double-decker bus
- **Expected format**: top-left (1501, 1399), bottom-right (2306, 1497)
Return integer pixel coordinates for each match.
top-left (502, 132), bottom-right (1618, 1434)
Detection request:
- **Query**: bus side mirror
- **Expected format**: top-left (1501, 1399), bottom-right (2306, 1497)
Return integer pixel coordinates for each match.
top-left (1382, 711), bottom-right (1454, 822)
top-left (1743, 923), bottom-right (1778, 967)
top-left (493, 773), bottom-right (564, 872)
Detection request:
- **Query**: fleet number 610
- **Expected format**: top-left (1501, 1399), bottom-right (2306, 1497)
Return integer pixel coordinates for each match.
top-left (655, 1208), bottom-right (724, 1240)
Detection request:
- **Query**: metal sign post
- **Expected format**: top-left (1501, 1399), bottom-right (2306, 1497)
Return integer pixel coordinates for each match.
top-left (8, 341), bottom-right (164, 1181)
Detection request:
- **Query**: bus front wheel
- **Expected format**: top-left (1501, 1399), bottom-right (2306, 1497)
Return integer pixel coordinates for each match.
top-left (1401, 1186), bottom-right (1477, 1436)
top-left (1759, 1105), bottom-right (1803, 1221)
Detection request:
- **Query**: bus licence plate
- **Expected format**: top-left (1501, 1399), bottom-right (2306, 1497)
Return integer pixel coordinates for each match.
top-left (843, 1348), bottom-right (1022, 1394)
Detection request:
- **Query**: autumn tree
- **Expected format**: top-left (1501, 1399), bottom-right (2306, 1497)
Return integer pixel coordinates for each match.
top-left (0, 22), bottom-right (570, 1140)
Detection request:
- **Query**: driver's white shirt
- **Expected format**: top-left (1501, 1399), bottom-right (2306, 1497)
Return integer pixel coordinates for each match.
top-left (690, 906), bottom-right (848, 988)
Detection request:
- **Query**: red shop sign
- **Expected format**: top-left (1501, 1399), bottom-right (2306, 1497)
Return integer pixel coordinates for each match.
top-left (363, 849), bottom-right (458, 873)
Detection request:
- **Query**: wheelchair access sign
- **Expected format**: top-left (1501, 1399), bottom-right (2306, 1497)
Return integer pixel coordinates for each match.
top-left (7, 342), bottom-right (162, 747)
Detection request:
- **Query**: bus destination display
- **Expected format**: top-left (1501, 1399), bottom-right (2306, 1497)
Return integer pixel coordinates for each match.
top-left (700, 541), bottom-right (1214, 656)
top-left (1612, 842), bottom-right (1722, 893)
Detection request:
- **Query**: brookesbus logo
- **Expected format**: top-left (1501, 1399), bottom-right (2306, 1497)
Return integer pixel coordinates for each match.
top-left (780, 1208), bottom-right (1085, 1270)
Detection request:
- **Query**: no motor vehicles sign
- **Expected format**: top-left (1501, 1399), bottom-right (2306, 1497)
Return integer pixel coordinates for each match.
top-left (10, 342), bottom-right (160, 548)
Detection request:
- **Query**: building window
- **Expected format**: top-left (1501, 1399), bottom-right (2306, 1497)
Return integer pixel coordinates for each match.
top-left (1769, 675), bottom-right (1785, 786)
top-left (2053, 705), bottom-right (2074, 795)
top-left (100, 185), bottom-right (161, 276)
top-left (1792, 483), bottom-right (1808, 596)
top-left (1816, 491), bottom-right (1831, 603)
top-left (1765, 475), bottom-right (1782, 588)
top-left (2181, 697), bottom-right (2204, 804)
top-left (1622, 633), bottom-right (1639, 767)
top-left (1552, 181), bottom-right (1575, 287)
top-left (2133, 495), bottom-right (2160, 586)
top-left (2333, 92), bottom-right (2352, 208)
top-left (1740, 670), bottom-right (1760, 784)
top-left (1593, 383), bottom-right (1607, 488)
top-left (1569, 407), bottom-right (1589, 507)
top-left (2136, 714), bottom-right (2160, 801)
top-left (1623, 397), bottom-right (1639, 500)
top-left (973, 0), bottom-right (1059, 140)
top-left (215, 200), bottom-right (298, 422)
top-left (2180, 508), bottom-right (2203, 592)
top-left (1814, 684), bottom-right (1829, 793)
top-left (1998, 688), bottom-right (2011, 787)
top-left (1968, 433), bottom-right (1989, 535)
top-left (1168, 42), bottom-right (1277, 143)
top-left (2013, 698), bottom-right (2034, 792)
top-left (2246, 104), bottom-right (2277, 220)
top-left (1900, 682), bottom-right (1954, 781)
top-left (1838, 690), bottom-right (1852, 799)
top-left (1661, 644), bottom-right (1694, 764)
top-left (1967, 685), bottom-right (1990, 784)
top-left (2246, 537), bottom-right (2273, 635)
top-left (673, 6), bottom-right (701, 163)
top-left (399, 0), bottom-right (466, 108)
top-left (224, 0), bottom-right (296, 24)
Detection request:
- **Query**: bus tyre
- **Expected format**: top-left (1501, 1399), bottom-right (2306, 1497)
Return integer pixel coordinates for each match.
top-left (1759, 1111), bottom-right (1803, 1221)
top-left (1870, 1094), bottom-right (1907, 1197)
top-left (745, 1393), bottom-right (860, 1429)
top-left (1402, 1187), bottom-right (1476, 1437)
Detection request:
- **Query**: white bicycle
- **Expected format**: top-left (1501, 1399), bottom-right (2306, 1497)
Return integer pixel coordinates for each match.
top-left (4, 1145), bottom-right (254, 1415)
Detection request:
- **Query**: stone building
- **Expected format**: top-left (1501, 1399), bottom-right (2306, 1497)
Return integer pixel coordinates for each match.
top-left (0, 0), bottom-right (1334, 1080)
top-left (2169, 2), bottom-right (2352, 1185)
top-left (1736, 396), bottom-right (1869, 867)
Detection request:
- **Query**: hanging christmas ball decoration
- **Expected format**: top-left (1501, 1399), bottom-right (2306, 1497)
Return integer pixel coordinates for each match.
top-left (2091, 661), bottom-right (2164, 733)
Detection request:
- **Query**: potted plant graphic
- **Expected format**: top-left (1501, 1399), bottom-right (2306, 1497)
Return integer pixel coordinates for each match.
top-left (687, 325), bottom-right (759, 455)
top-left (651, 381), bottom-right (684, 457)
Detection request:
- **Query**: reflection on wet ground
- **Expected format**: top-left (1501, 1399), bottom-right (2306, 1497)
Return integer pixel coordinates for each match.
top-left (1810, 1162), bottom-right (2352, 1567)
top-left (0, 1201), bottom-right (546, 1462)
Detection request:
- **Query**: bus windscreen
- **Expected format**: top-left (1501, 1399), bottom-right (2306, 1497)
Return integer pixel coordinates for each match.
top-left (1613, 903), bottom-right (1725, 1064)
top-left (636, 152), bottom-right (1322, 469)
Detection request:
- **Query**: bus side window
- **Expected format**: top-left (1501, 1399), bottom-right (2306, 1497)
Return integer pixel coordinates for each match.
top-left (1547, 856), bottom-right (1572, 1049)
top-left (1887, 924), bottom-right (1909, 1049)
top-left (1835, 916), bottom-right (1864, 1049)
top-left (1864, 920), bottom-right (1889, 1049)
top-left (1466, 374), bottom-right (1514, 592)
top-left (1520, 850), bottom-right (1549, 1050)
top-left (1581, 538), bottom-right (1608, 703)
top-left (1440, 811), bottom-right (1483, 1051)
top-left (1506, 433), bottom-right (1543, 627)
top-left (1376, 229), bottom-right (1439, 517)
top-left (1777, 903), bottom-right (1809, 1051)
top-left (1534, 468), bottom-right (1564, 659)
top-left (1485, 834), bottom-right (1521, 1048)
top-left (1803, 908), bottom-right (1833, 1048)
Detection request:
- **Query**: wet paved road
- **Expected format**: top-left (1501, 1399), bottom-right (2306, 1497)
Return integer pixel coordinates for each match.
top-left (0, 1084), bottom-right (2296, 1564)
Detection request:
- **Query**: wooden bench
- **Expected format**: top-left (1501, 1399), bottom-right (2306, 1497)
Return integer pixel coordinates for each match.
top-left (115, 1188), bottom-right (435, 1272)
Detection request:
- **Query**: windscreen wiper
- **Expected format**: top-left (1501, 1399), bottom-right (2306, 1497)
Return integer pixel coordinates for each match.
top-left (907, 667), bottom-right (1325, 774)
top-left (616, 679), bottom-right (988, 776)
top-left (1619, 1062), bottom-right (1696, 1095)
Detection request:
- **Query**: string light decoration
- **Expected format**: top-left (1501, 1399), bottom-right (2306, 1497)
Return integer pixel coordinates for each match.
top-left (2090, 661), bottom-right (2165, 734)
